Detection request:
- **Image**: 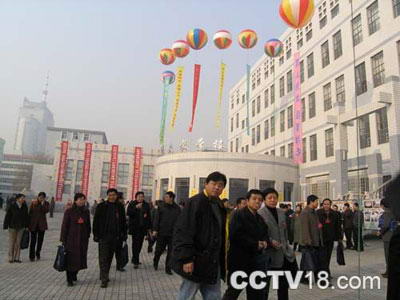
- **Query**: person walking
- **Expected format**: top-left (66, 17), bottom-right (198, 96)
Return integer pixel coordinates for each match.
top-left (0, 193), bottom-right (4, 209)
top-left (172, 171), bottom-right (228, 300)
top-left (152, 191), bottom-right (181, 275)
top-left (127, 191), bottom-right (151, 269)
top-left (292, 204), bottom-right (303, 252)
top-left (317, 198), bottom-right (342, 278)
top-left (60, 193), bottom-right (91, 286)
top-left (222, 189), bottom-right (269, 300)
top-left (3, 193), bottom-right (29, 263)
top-left (342, 203), bottom-right (354, 250)
top-left (93, 188), bottom-right (127, 288)
top-left (49, 197), bottom-right (55, 218)
top-left (352, 202), bottom-right (364, 252)
top-left (28, 192), bottom-right (49, 261)
top-left (378, 199), bottom-right (394, 278)
top-left (258, 188), bottom-right (296, 300)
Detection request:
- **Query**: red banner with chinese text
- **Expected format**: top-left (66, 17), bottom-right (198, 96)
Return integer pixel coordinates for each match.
top-left (55, 141), bottom-right (69, 201)
top-left (81, 142), bottom-right (92, 197)
top-left (131, 147), bottom-right (143, 200)
top-left (108, 145), bottom-right (119, 188)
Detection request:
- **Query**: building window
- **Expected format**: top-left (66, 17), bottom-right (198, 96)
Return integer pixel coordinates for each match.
top-left (230, 118), bottom-right (233, 132)
top-left (287, 105), bottom-right (293, 129)
top-left (256, 125), bottom-right (261, 144)
top-left (279, 56), bottom-right (284, 66)
top-left (235, 138), bottom-right (239, 152)
top-left (394, 0), bottom-right (400, 18)
top-left (308, 92), bottom-right (316, 119)
top-left (284, 182), bottom-right (294, 202)
top-left (264, 119), bottom-right (269, 140)
top-left (230, 141), bottom-right (233, 152)
top-left (236, 113), bottom-right (239, 129)
top-left (251, 128), bottom-right (256, 146)
top-left (335, 75), bottom-right (345, 104)
top-left (352, 14), bottom-right (363, 46)
top-left (321, 41), bottom-right (330, 68)
top-left (398, 41), bottom-right (400, 74)
top-left (297, 38), bottom-right (303, 50)
top-left (300, 60), bottom-right (305, 83)
top-left (242, 119), bottom-right (245, 129)
top-left (251, 100), bottom-right (256, 117)
top-left (175, 178), bottom-right (189, 203)
top-left (279, 77), bottom-right (285, 97)
top-left (63, 184), bottom-right (71, 195)
top-left (229, 178), bottom-right (249, 204)
top-left (310, 134), bottom-right (318, 161)
top-left (323, 83), bottom-right (332, 112)
top-left (280, 145), bottom-right (286, 157)
top-left (259, 180), bottom-right (275, 190)
top-left (371, 51), bottom-right (385, 87)
top-left (307, 53), bottom-right (314, 78)
top-left (286, 48), bottom-right (292, 60)
top-left (117, 163), bottom-right (129, 185)
top-left (271, 116), bottom-right (275, 137)
top-left (83, 133), bottom-right (90, 141)
top-left (271, 149), bottom-right (275, 156)
top-left (246, 145), bottom-right (249, 153)
top-left (301, 98), bottom-right (306, 122)
top-left (65, 159), bottom-right (74, 181)
top-left (75, 160), bottom-right (84, 182)
top-left (306, 29), bottom-right (313, 41)
top-left (288, 143), bottom-right (293, 159)
top-left (303, 138), bottom-right (307, 163)
top-left (376, 108), bottom-right (389, 144)
top-left (242, 94), bottom-right (245, 103)
top-left (160, 178), bottom-right (169, 198)
top-left (320, 15), bottom-right (327, 29)
top-left (333, 30), bottom-right (342, 59)
top-left (270, 85), bottom-right (275, 104)
top-left (355, 62), bottom-right (367, 95)
top-left (142, 165), bottom-right (154, 186)
top-left (74, 185), bottom-right (81, 195)
top-left (287, 71), bottom-right (293, 93)
top-left (61, 131), bottom-right (67, 140)
top-left (264, 89), bottom-right (269, 108)
top-left (199, 177), bottom-right (207, 191)
top-left (359, 115), bottom-right (371, 149)
top-left (101, 162), bottom-right (110, 183)
top-left (325, 128), bottom-right (334, 158)
top-left (100, 186), bottom-right (108, 198)
top-left (256, 96), bottom-right (261, 114)
top-left (348, 170), bottom-right (369, 193)
top-left (331, 4), bottom-right (339, 18)
top-left (367, 1), bottom-right (380, 35)
top-left (280, 110), bottom-right (285, 132)
top-left (236, 96), bottom-right (239, 105)
top-left (231, 98), bottom-right (234, 109)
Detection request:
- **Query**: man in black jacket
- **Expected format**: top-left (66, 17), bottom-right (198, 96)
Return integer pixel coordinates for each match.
top-left (352, 202), bottom-right (364, 252)
top-left (172, 171), bottom-right (227, 300)
top-left (317, 198), bottom-right (342, 278)
top-left (127, 191), bottom-right (151, 269)
top-left (342, 203), bottom-right (354, 249)
top-left (152, 191), bottom-right (181, 274)
top-left (93, 188), bottom-right (127, 288)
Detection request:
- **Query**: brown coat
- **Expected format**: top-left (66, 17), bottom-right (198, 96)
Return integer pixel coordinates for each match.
top-left (28, 201), bottom-right (50, 232)
top-left (299, 206), bottom-right (323, 247)
top-left (60, 206), bottom-right (91, 272)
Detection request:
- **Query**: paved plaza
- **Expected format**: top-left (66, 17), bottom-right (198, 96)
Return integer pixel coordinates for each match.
top-left (0, 209), bottom-right (388, 300)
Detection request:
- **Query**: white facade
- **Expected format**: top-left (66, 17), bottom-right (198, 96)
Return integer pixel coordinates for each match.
top-left (52, 142), bottom-right (159, 203)
top-left (45, 127), bottom-right (108, 158)
top-left (228, 0), bottom-right (400, 201)
top-left (154, 152), bottom-right (299, 204)
top-left (14, 98), bottom-right (55, 156)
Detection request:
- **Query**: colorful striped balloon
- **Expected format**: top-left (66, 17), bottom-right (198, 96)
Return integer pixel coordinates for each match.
top-left (279, 0), bottom-right (315, 29)
top-left (238, 29), bottom-right (258, 49)
top-left (213, 30), bottom-right (232, 50)
top-left (172, 40), bottom-right (190, 58)
top-left (186, 28), bottom-right (208, 50)
top-left (264, 39), bottom-right (284, 58)
top-left (161, 71), bottom-right (175, 85)
top-left (159, 48), bottom-right (176, 65)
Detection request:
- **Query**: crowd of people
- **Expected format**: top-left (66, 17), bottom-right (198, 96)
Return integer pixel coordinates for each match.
top-left (1, 170), bottom-right (399, 299)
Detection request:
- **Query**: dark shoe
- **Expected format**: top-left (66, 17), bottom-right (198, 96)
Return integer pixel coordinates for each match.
top-left (101, 281), bottom-right (108, 288)
top-left (67, 281), bottom-right (74, 287)
top-left (72, 274), bottom-right (77, 282)
top-left (8, 260), bottom-right (14, 263)
top-left (117, 267), bottom-right (126, 272)
top-left (134, 265), bottom-right (139, 269)
top-left (29, 257), bottom-right (35, 262)
top-left (14, 260), bottom-right (22, 263)
top-left (148, 248), bottom-right (153, 253)
top-left (381, 273), bottom-right (388, 278)
top-left (166, 269), bottom-right (173, 275)
top-left (36, 254), bottom-right (41, 260)
top-left (153, 262), bottom-right (158, 271)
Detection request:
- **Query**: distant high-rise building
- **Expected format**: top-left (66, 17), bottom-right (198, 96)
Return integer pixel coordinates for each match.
top-left (14, 98), bottom-right (55, 155)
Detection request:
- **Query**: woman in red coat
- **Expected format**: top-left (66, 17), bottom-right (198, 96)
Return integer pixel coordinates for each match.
top-left (60, 193), bottom-right (91, 286)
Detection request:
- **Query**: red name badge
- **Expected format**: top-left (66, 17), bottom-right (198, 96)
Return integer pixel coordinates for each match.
top-left (318, 223), bottom-right (323, 229)
top-left (325, 219), bottom-right (331, 224)
top-left (77, 217), bottom-right (84, 224)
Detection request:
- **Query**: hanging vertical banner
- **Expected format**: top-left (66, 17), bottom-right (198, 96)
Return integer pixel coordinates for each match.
top-left (55, 141), bottom-right (69, 201)
top-left (246, 64), bottom-right (251, 135)
top-left (108, 145), bottom-right (119, 188)
top-left (293, 52), bottom-right (303, 164)
top-left (215, 62), bottom-right (226, 128)
top-left (170, 66), bottom-right (184, 129)
top-left (188, 64), bottom-right (201, 132)
top-left (81, 142), bottom-right (92, 197)
top-left (159, 82), bottom-right (169, 145)
top-left (131, 147), bottom-right (143, 200)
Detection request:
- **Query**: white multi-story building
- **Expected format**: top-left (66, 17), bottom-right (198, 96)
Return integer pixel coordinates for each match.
top-left (14, 98), bottom-right (55, 156)
top-left (0, 138), bottom-right (5, 162)
top-left (228, 0), bottom-right (400, 201)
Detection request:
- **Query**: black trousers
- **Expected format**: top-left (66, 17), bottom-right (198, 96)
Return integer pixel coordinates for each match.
top-left (352, 227), bottom-right (364, 251)
top-left (148, 234), bottom-right (156, 252)
top-left (98, 239), bottom-right (122, 282)
top-left (29, 231), bottom-right (45, 259)
top-left (387, 228), bottom-right (400, 300)
top-left (66, 270), bottom-right (78, 283)
top-left (131, 230), bottom-right (146, 265)
top-left (153, 235), bottom-right (172, 271)
top-left (265, 258), bottom-right (292, 300)
top-left (320, 241), bottom-right (334, 276)
top-left (344, 229), bottom-right (353, 249)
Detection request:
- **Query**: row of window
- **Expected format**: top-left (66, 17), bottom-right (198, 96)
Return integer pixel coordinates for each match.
top-left (61, 131), bottom-right (91, 142)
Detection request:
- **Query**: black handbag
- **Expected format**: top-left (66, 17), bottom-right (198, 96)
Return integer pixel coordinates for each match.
top-left (20, 229), bottom-right (30, 249)
top-left (336, 242), bottom-right (346, 266)
top-left (53, 245), bottom-right (67, 272)
top-left (119, 242), bottom-right (129, 268)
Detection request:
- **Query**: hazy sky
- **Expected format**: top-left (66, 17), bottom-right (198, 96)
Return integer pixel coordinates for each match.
top-left (0, 0), bottom-right (286, 153)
